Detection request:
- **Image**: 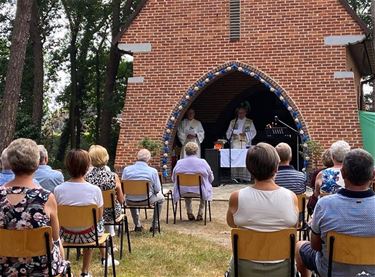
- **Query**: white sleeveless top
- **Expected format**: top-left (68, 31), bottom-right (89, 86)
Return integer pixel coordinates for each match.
top-left (233, 186), bottom-right (298, 231)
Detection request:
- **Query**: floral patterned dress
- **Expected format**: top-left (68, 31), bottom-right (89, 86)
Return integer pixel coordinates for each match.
top-left (85, 167), bottom-right (122, 223)
top-left (0, 186), bottom-right (68, 277)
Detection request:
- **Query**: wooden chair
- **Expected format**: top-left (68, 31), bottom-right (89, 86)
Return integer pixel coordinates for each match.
top-left (58, 205), bottom-right (116, 277)
top-left (297, 193), bottom-right (309, 240)
top-left (121, 180), bottom-right (161, 236)
top-left (159, 172), bottom-right (174, 224)
top-left (174, 173), bottom-right (211, 225)
top-left (0, 226), bottom-right (71, 277)
top-left (327, 231), bottom-right (375, 277)
top-left (102, 189), bottom-right (131, 257)
top-left (231, 228), bottom-right (297, 277)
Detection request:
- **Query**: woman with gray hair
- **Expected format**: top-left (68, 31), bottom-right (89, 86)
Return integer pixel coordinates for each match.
top-left (172, 142), bottom-right (214, 221)
top-left (0, 138), bottom-right (69, 276)
top-left (314, 140), bottom-right (351, 197)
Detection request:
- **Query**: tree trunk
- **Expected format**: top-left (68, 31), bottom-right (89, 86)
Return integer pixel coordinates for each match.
top-left (98, 0), bottom-right (123, 149)
top-left (0, 0), bottom-right (34, 151)
top-left (30, 0), bottom-right (44, 134)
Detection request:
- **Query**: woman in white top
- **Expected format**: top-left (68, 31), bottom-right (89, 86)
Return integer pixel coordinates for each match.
top-left (226, 142), bottom-right (298, 277)
top-left (54, 149), bottom-right (109, 277)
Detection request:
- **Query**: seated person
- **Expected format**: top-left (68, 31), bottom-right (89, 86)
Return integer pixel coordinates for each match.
top-left (121, 149), bottom-right (164, 232)
top-left (0, 138), bottom-right (68, 276)
top-left (172, 141), bottom-right (214, 221)
top-left (34, 145), bottom-right (64, 192)
top-left (275, 142), bottom-right (306, 195)
top-left (86, 145), bottom-right (124, 237)
top-left (0, 148), bottom-right (14, 186)
top-left (314, 140), bottom-right (350, 197)
top-left (55, 149), bottom-right (117, 277)
top-left (226, 142), bottom-right (298, 277)
top-left (296, 149), bottom-right (375, 277)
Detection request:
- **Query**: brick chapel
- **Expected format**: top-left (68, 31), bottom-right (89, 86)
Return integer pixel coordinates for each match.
top-left (114, 0), bottom-right (373, 177)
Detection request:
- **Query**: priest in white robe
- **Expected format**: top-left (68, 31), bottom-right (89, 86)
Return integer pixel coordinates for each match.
top-left (177, 109), bottom-right (205, 159)
top-left (226, 107), bottom-right (257, 182)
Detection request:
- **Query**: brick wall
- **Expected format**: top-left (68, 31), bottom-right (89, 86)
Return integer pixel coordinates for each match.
top-left (115, 0), bottom-right (364, 171)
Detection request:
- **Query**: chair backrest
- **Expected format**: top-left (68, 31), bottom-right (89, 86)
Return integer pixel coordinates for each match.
top-left (231, 228), bottom-right (296, 261)
top-left (121, 180), bottom-right (150, 197)
top-left (327, 231), bottom-right (375, 265)
top-left (58, 205), bottom-right (98, 229)
top-left (0, 226), bottom-right (52, 257)
top-left (176, 174), bottom-right (201, 187)
top-left (297, 194), bottom-right (306, 214)
top-left (102, 189), bottom-right (116, 209)
top-left (231, 228), bottom-right (296, 277)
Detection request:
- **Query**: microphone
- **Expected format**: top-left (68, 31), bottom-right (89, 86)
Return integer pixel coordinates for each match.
top-left (274, 116), bottom-right (279, 122)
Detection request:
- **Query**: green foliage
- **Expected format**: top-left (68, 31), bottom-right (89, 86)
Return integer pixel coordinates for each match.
top-left (139, 138), bottom-right (162, 157)
top-left (302, 140), bottom-right (324, 170)
top-left (347, 0), bottom-right (372, 30)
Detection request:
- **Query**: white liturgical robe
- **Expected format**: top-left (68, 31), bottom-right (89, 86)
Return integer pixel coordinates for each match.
top-left (177, 119), bottom-right (205, 158)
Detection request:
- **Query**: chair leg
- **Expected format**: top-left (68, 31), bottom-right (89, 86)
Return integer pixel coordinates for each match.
top-left (104, 240), bottom-right (109, 277)
top-left (204, 201), bottom-right (207, 226)
top-left (125, 216), bottom-right (131, 253)
top-left (119, 222), bottom-right (124, 260)
top-left (157, 204), bottom-right (161, 233)
top-left (208, 201), bottom-right (212, 222)
top-left (67, 263), bottom-right (72, 277)
top-left (144, 208), bottom-right (148, 219)
top-left (109, 236), bottom-right (116, 277)
top-left (76, 247), bottom-right (81, 261)
top-left (166, 193), bottom-right (170, 224)
top-left (66, 248), bottom-right (70, 260)
top-left (173, 201), bottom-right (177, 224)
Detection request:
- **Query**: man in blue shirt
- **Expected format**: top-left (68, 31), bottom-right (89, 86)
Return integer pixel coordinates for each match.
top-left (296, 149), bottom-right (375, 277)
top-left (275, 143), bottom-right (306, 195)
top-left (34, 145), bottom-right (64, 192)
top-left (0, 148), bottom-right (15, 186)
top-left (122, 149), bottom-right (164, 232)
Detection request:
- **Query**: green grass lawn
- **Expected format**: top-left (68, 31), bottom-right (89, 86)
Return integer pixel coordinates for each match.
top-left (68, 229), bottom-right (231, 277)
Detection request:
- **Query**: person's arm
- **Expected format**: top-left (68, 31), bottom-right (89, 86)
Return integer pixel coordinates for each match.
top-left (291, 192), bottom-right (299, 227)
top-left (197, 121), bottom-right (205, 143)
top-left (153, 170), bottom-right (161, 194)
top-left (314, 171), bottom-right (323, 197)
top-left (45, 193), bottom-right (65, 257)
top-left (226, 120), bottom-right (234, 140)
top-left (204, 160), bottom-right (214, 183)
top-left (177, 121), bottom-right (186, 145)
top-left (114, 173), bottom-right (124, 204)
top-left (310, 202), bottom-right (323, 251)
top-left (226, 191), bottom-right (239, 228)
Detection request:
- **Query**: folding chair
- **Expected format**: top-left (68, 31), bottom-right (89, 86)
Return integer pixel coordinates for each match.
top-left (0, 226), bottom-right (71, 277)
top-left (121, 180), bottom-right (161, 236)
top-left (159, 172), bottom-right (174, 224)
top-left (174, 173), bottom-right (211, 225)
top-left (102, 189), bottom-right (131, 257)
top-left (58, 205), bottom-right (116, 277)
top-left (231, 228), bottom-right (296, 277)
top-left (327, 231), bottom-right (375, 277)
top-left (297, 193), bottom-right (309, 240)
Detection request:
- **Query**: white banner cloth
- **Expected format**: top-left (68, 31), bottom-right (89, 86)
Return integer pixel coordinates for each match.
top-left (220, 149), bottom-right (248, 168)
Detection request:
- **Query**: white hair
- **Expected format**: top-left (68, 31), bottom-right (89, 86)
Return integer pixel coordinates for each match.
top-left (185, 142), bottom-right (199, 156)
top-left (1, 148), bottom-right (10, 170)
top-left (330, 140), bottom-right (350, 163)
top-left (137, 149), bottom-right (151, 163)
top-left (38, 145), bottom-right (48, 164)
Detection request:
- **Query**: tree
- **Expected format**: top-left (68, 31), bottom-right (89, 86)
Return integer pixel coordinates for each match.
top-left (0, 0), bottom-right (34, 151)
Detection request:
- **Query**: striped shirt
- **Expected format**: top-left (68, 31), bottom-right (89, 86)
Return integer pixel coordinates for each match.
top-left (275, 165), bottom-right (306, 195)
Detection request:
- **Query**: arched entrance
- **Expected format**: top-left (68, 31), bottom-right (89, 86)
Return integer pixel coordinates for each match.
top-left (161, 62), bottom-right (310, 177)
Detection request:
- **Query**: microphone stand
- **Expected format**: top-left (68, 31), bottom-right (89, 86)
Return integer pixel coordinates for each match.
top-left (275, 117), bottom-right (300, 171)
top-left (227, 117), bottom-right (239, 184)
